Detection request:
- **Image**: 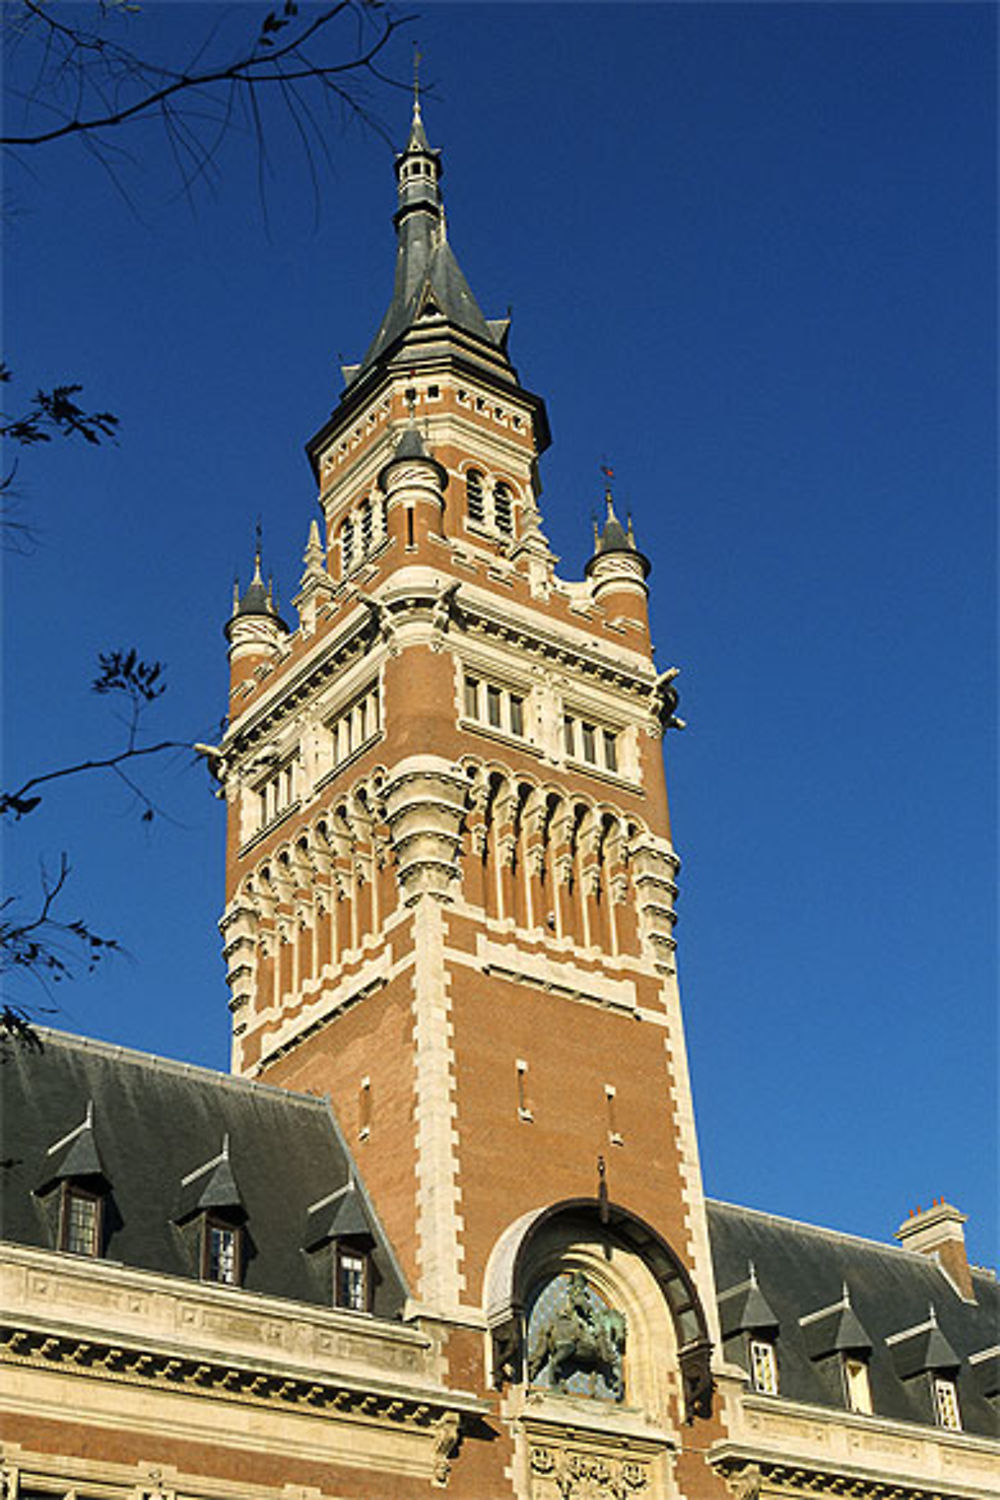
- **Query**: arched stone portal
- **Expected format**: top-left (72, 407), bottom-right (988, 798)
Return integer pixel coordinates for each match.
top-left (484, 1198), bottom-right (715, 1425)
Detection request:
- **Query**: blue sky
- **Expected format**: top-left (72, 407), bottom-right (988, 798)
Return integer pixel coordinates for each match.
top-left (3, 3), bottom-right (996, 1264)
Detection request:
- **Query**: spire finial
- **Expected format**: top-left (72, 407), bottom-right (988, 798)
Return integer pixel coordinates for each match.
top-left (412, 42), bottom-right (423, 121)
top-left (600, 460), bottom-right (616, 517)
top-left (253, 516), bottom-right (264, 583)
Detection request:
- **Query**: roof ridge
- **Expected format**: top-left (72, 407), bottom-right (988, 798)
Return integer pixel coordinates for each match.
top-left (705, 1195), bottom-right (943, 1263)
top-left (32, 1027), bottom-right (328, 1108)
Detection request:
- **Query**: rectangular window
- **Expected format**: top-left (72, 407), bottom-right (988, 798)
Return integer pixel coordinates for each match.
top-left (934, 1377), bottom-right (962, 1430)
top-left (258, 758), bottom-right (297, 829)
top-left (581, 723), bottom-right (597, 763)
top-left (337, 1248), bottom-right (368, 1311)
top-left (358, 1076), bottom-right (372, 1140)
top-left (62, 1188), bottom-right (100, 1256)
top-left (564, 716), bottom-right (575, 756)
top-left (844, 1357), bottom-right (872, 1414)
top-left (603, 729), bottom-right (618, 773)
top-left (487, 684), bottom-right (502, 728)
top-left (516, 1059), bottom-right (533, 1122)
top-left (464, 676), bottom-right (480, 719)
top-left (750, 1339), bottom-right (779, 1395)
top-left (605, 1084), bottom-right (623, 1146)
top-left (328, 685), bottom-right (381, 772)
top-left (509, 694), bottom-right (524, 737)
top-left (205, 1222), bottom-right (239, 1285)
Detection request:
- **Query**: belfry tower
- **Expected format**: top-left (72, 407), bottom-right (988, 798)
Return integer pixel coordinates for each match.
top-left (216, 102), bottom-right (725, 1491)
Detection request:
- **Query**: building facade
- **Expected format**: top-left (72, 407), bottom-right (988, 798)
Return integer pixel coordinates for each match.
top-left (2, 104), bottom-right (997, 1500)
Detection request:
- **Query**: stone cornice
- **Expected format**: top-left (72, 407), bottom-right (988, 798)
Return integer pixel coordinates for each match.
top-left (0, 1318), bottom-right (482, 1431)
top-left (452, 583), bottom-right (655, 693)
top-left (711, 1393), bottom-right (1000, 1500)
top-left (223, 600), bottom-right (379, 761)
top-left (712, 1448), bottom-right (999, 1500)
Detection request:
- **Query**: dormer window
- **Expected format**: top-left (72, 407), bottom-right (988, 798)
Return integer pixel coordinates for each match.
top-left (844, 1356), bottom-right (873, 1414)
top-left (336, 1246), bottom-right (369, 1311)
top-left (60, 1184), bottom-right (102, 1257)
top-left (36, 1100), bottom-right (111, 1260)
top-left (750, 1338), bottom-right (779, 1395)
top-left (934, 1376), bottom-right (962, 1430)
top-left (203, 1217), bottom-right (241, 1286)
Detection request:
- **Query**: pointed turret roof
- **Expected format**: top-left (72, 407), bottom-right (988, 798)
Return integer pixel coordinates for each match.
top-left (226, 534), bottom-right (289, 639)
top-left (586, 488), bottom-right (651, 579)
top-left (376, 419), bottom-right (449, 493)
top-left (349, 101), bottom-right (509, 385)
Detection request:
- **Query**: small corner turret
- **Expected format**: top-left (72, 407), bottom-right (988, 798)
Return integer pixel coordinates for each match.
top-left (225, 534), bottom-right (289, 694)
top-left (585, 477), bottom-right (651, 633)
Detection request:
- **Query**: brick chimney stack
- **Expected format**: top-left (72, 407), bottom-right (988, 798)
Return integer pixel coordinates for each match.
top-left (895, 1200), bottom-right (975, 1302)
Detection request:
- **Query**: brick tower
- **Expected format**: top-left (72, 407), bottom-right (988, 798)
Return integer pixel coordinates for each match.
top-left (216, 101), bottom-right (725, 1493)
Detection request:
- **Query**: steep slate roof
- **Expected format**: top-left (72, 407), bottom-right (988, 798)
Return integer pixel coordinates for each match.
top-left (0, 1029), bottom-right (407, 1319)
top-left (707, 1198), bottom-right (1000, 1438)
top-left (348, 103), bottom-right (511, 389)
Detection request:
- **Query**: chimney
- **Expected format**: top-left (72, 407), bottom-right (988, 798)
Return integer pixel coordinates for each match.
top-left (895, 1200), bottom-right (975, 1302)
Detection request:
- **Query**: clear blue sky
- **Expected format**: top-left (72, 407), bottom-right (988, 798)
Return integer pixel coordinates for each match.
top-left (3, 4), bottom-right (996, 1264)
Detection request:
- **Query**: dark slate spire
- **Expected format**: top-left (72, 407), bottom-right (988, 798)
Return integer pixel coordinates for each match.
top-left (586, 485), bottom-right (651, 579)
top-left (351, 100), bottom-right (507, 383)
top-left (226, 529), bottom-right (289, 639)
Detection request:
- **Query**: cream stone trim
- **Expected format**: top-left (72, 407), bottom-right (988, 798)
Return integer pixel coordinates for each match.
top-left (712, 1392), bottom-right (1000, 1500)
top-left (455, 581), bottom-right (654, 682)
top-left (1, 1244), bottom-right (434, 1386)
top-left (1, 1243), bottom-right (487, 1487)
top-left (473, 933), bottom-right (639, 1014)
top-left (411, 897), bottom-right (464, 1313)
top-left (658, 958), bottom-right (722, 1354)
top-left (222, 599), bottom-right (382, 757)
top-left (255, 945), bottom-right (395, 1066)
top-left (0, 1441), bottom-right (339, 1500)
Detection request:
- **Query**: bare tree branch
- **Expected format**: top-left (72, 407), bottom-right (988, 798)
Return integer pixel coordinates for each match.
top-left (2, 2), bottom-right (414, 177)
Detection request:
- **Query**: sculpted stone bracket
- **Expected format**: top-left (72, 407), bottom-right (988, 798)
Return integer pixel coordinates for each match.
top-left (0, 1323), bottom-right (470, 1446)
top-left (678, 1336), bottom-right (714, 1423)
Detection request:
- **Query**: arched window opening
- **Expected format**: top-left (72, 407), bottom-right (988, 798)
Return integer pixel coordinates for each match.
top-left (494, 482), bottom-right (513, 535)
top-left (341, 517), bottom-right (355, 576)
top-left (467, 469), bottom-right (486, 525)
top-left (359, 497), bottom-right (373, 553)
